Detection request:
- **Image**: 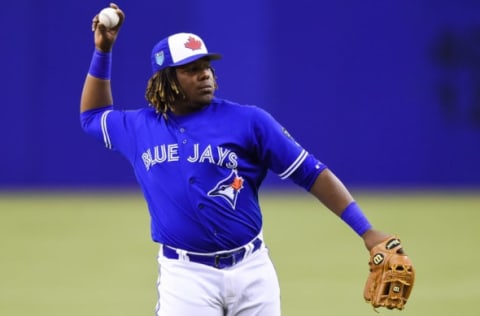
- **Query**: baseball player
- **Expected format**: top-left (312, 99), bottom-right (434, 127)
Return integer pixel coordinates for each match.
top-left (80, 4), bottom-right (394, 315)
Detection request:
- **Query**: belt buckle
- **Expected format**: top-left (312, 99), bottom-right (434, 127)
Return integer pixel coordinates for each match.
top-left (214, 251), bottom-right (237, 269)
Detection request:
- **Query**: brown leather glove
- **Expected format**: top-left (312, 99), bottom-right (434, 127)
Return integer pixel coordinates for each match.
top-left (364, 236), bottom-right (415, 310)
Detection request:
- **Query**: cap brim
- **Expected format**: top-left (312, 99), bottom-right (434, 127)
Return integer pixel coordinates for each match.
top-left (170, 53), bottom-right (222, 68)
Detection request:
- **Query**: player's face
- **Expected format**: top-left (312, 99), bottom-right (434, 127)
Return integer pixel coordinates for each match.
top-left (174, 58), bottom-right (216, 114)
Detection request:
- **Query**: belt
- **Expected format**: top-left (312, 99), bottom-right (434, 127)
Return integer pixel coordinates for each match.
top-left (162, 238), bottom-right (263, 269)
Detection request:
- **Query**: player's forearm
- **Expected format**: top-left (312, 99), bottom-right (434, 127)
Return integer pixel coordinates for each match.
top-left (80, 75), bottom-right (113, 112)
top-left (309, 168), bottom-right (354, 216)
top-left (310, 169), bottom-right (374, 238)
top-left (80, 49), bottom-right (114, 112)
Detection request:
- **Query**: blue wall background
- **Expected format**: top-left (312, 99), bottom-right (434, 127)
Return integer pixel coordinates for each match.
top-left (1, 0), bottom-right (480, 189)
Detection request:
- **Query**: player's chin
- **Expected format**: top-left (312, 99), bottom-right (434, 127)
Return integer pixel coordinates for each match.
top-left (195, 91), bottom-right (215, 104)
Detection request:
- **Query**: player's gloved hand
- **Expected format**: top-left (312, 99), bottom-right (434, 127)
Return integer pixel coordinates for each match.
top-left (91, 3), bottom-right (125, 52)
top-left (363, 235), bottom-right (415, 310)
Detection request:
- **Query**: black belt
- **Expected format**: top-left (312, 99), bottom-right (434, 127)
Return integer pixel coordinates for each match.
top-left (162, 238), bottom-right (262, 269)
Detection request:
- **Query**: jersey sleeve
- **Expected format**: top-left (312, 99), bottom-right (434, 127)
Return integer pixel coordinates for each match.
top-left (80, 106), bottom-right (136, 161)
top-left (250, 106), bottom-right (327, 190)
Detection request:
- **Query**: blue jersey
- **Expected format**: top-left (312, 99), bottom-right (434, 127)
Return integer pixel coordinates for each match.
top-left (81, 98), bottom-right (326, 252)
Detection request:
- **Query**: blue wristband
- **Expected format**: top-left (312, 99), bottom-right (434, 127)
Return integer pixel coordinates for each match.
top-left (340, 201), bottom-right (372, 236)
top-left (88, 50), bottom-right (112, 80)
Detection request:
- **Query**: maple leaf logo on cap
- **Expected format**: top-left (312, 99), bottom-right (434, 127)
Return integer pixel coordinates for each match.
top-left (184, 36), bottom-right (202, 51)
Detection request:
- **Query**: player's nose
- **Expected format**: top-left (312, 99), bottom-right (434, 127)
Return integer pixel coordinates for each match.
top-left (198, 70), bottom-right (210, 81)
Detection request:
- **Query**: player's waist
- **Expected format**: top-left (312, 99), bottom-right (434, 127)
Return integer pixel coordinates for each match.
top-left (161, 235), bottom-right (264, 269)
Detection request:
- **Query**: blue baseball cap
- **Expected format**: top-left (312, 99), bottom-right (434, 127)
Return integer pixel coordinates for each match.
top-left (151, 32), bottom-right (222, 74)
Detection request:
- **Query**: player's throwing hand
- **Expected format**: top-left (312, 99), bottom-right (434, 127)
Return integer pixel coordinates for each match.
top-left (91, 3), bottom-right (124, 53)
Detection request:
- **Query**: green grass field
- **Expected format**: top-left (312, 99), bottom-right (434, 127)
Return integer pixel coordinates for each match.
top-left (1, 190), bottom-right (479, 315)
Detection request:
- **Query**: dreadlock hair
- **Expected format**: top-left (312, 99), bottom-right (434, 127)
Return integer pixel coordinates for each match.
top-left (145, 65), bottom-right (218, 119)
top-left (145, 67), bottom-right (183, 119)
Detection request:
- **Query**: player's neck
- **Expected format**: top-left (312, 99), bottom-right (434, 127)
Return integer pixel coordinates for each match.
top-left (170, 100), bottom-right (210, 116)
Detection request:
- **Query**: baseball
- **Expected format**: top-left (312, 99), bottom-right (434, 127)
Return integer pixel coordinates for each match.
top-left (98, 7), bottom-right (119, 29)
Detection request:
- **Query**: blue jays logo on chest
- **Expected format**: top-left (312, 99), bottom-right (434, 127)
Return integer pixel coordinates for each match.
top-left (207, 169), bottom-right (244, 209)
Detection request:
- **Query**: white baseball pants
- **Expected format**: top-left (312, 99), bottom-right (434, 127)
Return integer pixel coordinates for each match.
top-left (155, 246), bottom-right (281, 316)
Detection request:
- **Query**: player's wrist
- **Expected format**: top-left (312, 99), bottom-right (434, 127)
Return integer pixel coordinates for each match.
top-left (340, 201), bottom-right (372, 236)
top-left (88, 49), bottom-right (112, 80)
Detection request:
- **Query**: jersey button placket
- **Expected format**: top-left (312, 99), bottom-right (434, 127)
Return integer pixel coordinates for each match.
top-left (179, 127), bottom-right (187, 144)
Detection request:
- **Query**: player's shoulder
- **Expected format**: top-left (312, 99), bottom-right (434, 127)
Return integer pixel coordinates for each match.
top-left (105, 106), bottom-right (161, 127)
top-left (114, 106), bottom-right (158, 120)
top-left (133, 106), bottom-right (157, 117)
top-left (211, 97), bottom-right (257, 109)
top-left (211, 98), bottom-right (269, 118)
top-left (124, 107), bottom-right (167, 128)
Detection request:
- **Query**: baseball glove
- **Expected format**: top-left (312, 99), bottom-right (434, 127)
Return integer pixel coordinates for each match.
top-left (363, 236), bottom-right (415, 311)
